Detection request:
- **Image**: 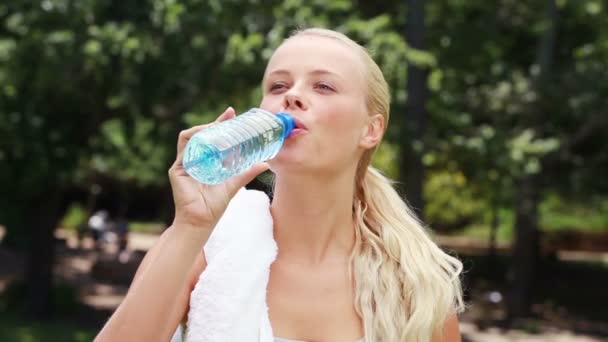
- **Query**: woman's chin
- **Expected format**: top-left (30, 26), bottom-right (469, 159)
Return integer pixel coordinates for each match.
top-left (268, 152), bottom-right (309, 172)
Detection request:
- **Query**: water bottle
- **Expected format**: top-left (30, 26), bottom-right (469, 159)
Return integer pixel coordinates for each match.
top-left (182, 108), bottom-right (295, 184)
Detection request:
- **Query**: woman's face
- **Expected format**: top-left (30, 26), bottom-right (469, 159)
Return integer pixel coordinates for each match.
top-left (261, 35), bottom-right (376, 177)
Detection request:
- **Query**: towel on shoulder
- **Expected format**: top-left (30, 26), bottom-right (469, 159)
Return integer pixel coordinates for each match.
top-left (175, 187), bottom-right (277, 342)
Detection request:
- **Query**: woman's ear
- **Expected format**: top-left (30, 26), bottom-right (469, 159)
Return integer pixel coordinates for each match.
top-left (359, 114), bottom-right (385, 149)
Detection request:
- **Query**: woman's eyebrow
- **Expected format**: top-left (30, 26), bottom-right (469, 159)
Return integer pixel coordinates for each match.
top-left (267, 68), bottom-right (344, 80)
top-left (266, 69), bottom-right (289, 77)
top-left (309, 69), bottom-right (342, 78)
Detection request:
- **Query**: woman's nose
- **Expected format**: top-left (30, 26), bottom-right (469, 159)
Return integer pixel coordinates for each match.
top-left (283, 93), bottom-right (307, 111)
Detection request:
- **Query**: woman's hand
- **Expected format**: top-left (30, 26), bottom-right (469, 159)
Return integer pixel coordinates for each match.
top-left (168, 106), bottom-right (270, 230)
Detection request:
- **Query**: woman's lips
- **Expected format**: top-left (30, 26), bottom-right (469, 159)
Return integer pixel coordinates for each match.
top-left (293, 117), bottom-right (307, 130)
top-left (287, 116), bottom-right (308, 138)
top-left (288, 127), bottom-right (307, 138)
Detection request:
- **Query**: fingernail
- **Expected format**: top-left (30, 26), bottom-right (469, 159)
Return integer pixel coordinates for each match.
top-left (227, 106), bottom-right (234, 112)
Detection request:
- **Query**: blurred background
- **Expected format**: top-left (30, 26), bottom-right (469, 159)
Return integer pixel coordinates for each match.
top-left (1, 0), bottom-right (607, 341)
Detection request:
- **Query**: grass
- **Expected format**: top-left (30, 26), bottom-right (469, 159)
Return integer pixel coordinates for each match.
top-left (452, 207), bottom-right (514, 242)
top-left (0, 312), bottom-right (96, 342)
top-left (129, 221), bottom-right (165, 234)
top-left (539, 198), bottom-right (608, 233)
top-left (452, 196), bottom-right (608, 243)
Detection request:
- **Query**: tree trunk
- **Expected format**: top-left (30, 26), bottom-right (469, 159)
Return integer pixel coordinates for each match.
top-left (508, 175), bottom-right (541, 318)
top-left (24, 188), bottom-right (65, 320)
top-left (401, 0), bottom-right (428, 219)
top-left (488, 198), bottom-right (499, 277)
top-left (507, 0), bottom-right (558, 320)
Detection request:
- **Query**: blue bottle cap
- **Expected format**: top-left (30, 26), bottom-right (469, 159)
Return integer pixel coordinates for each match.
top-left (276, 112), bottom-right (295, 139)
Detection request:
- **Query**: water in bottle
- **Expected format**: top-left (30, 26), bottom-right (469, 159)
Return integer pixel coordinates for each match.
top-left (182, 108), bottom-right (295, 184)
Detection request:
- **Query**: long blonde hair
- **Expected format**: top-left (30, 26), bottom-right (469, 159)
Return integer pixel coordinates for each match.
top-left (288, 28), bottom-right (464, 341)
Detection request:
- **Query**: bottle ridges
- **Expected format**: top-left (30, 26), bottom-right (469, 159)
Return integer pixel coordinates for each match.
top-left (182, 109), bottom-right (288, 184)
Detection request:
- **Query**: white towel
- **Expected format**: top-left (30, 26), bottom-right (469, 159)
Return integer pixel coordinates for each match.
top-left (183, 187), bottom-right (277, 342)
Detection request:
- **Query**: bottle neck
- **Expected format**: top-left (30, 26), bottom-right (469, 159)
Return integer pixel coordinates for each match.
top-left (275, 112), bottom-right (295, 139)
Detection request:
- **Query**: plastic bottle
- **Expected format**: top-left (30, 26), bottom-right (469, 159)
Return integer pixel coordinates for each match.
top-left (182, 108), bottom-right (295, 184)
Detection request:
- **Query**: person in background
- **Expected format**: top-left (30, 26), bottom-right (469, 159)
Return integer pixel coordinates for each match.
top-left (88, 210), bottom-right (109, 250)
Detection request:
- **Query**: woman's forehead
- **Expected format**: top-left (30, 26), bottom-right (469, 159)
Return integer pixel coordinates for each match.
top-left (265, 35), bottom-right (365, 81)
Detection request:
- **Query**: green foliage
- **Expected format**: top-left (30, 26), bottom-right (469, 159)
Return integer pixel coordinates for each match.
top-left (91, 116), bottom-right (170, 186)
top-left (129, 221), bottom-right (165, 234)
top-left (424, 170), bottom-right (484, 228)
top-left (458, 216), bottom-right (515, 242)
top-left (456, 195), bottom-right (608, 242)
top-left (507, 130), bottom-right (560, 175)
top-left (60, 203), bottom-right (87, 231)
top-left (539, 194), bottom-right (608, 232)
top-left (371, 141), bottom-right (399, 179)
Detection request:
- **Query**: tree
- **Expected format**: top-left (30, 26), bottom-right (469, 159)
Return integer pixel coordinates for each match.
top-left (401, 0), bottom-right (428, 218)
top-left (507, 0), bottom-right (559, 319)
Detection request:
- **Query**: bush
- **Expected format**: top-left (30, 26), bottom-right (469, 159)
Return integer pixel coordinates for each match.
top-left (60, 204), bottom-right (87, 231)
top-left (424, 170), bottom-right (484, 231)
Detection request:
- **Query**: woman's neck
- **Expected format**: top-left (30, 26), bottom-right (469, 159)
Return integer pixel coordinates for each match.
top-left (270, 170), bottom-right (357, 265)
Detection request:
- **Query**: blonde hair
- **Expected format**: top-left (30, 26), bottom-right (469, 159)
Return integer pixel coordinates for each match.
top-left (288, 28), bottom-right (464, 341)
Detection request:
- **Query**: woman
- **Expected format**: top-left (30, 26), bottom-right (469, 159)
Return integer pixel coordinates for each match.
top-left (97, 28), bottom-right (464, 341)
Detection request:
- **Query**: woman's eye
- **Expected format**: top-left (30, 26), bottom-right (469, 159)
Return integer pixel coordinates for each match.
top-left (315, 83), bottom-right (335, 92)
top-left (269, 83), bottom-right (286, 91)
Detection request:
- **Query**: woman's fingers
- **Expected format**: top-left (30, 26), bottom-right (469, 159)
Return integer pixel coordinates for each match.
top-left (215, 106), bottom-right (236, 123)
